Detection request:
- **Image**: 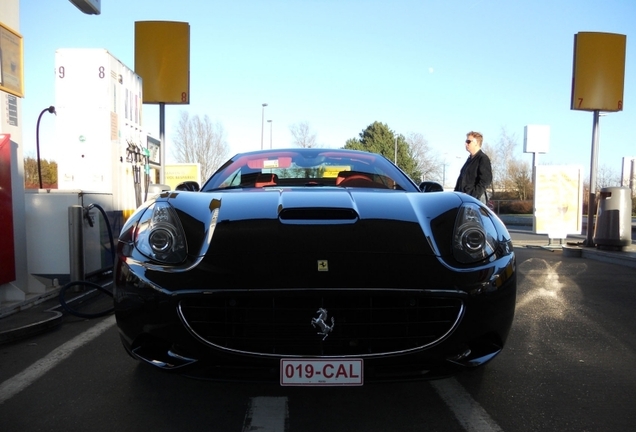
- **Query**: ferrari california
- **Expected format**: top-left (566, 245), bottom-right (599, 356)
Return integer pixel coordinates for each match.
top-left (114, 147), bottom-right (516, 385)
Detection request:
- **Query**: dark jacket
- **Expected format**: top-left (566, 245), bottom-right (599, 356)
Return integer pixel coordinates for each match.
top-left (454, 150), bottom-right (492, 201)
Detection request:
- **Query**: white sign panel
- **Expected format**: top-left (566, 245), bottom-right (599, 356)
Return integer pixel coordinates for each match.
top-left (534, 165), bottom-right (583, 238)
top-left (524, 124), bottom-right (550, 154)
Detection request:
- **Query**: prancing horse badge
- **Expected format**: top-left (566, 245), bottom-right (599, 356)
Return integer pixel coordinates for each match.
top-left (317, 260), bottom-right (328, 271)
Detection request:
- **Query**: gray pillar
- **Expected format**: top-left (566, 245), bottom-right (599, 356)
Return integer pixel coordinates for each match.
top-left (68, 205), bottom-right (85, 283)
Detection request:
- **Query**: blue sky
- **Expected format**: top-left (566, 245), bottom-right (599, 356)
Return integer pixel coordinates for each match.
top-left (18, 0), bottom-right (636, 183)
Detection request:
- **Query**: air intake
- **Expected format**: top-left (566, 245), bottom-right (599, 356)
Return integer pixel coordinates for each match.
top-left (278, 208), bottom-right (359, 223)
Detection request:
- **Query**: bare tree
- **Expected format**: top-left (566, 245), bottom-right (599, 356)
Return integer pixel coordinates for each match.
top-left (489, 127), bottom-right (518, 193)
top-left (595, 164), bottom-right (621, 190)
top-left (405, 132), bottom-right (441, 183)
top-left (481, 141), bottom-right (496, 192)
top-left (290, 121), bottom-right (318, 148)
top-left (508, 159), bottom-right (533, 200)
top-left (172, 111), bottom-right (229, 180)
top-left (474, 126), bottom-right (539, 201)
top-left (582, 165), bottom-right (622, 213)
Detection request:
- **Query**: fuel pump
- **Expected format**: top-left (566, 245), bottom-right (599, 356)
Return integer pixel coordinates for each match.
top-left (126, 140), bottom-right (148, 208)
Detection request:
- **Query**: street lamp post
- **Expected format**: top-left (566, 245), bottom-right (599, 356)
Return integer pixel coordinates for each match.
top-left (394, 135), bottom-right (397, 164)
top-left (443, 154), bottom-right (462, 189)
top-left (585, 110), bottom-right (604, 246)
top-left (36, 106), bottom-right (56, 189)
top-left (267, 120), bottom-right (273, 149)
top-left (261, 103), bottom-right (268, 150)
top-left (442, 162), bottom-right (446, 187)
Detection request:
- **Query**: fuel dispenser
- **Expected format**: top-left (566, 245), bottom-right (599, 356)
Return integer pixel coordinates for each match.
top-left (0, 134), bottom-right (16, 285)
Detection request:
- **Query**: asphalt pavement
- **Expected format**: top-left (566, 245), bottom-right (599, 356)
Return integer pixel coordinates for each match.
top-left (1, 215), bottom-right (635, 345)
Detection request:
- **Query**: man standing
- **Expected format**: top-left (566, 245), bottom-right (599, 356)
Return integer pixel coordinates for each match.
top-left (454, 131), bottom-right (492, 204)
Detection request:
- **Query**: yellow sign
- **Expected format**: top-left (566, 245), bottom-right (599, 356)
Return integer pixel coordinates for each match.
top-left (0, 22), bottom-right (24, 97)
top-left (571, 32), bottom-right (626, 112)
top-left (135, 21), bottom-right (190, 104)
top-left (323, 166), bottom-right (352, 178)
top-left (165, 163), bottom-right (200, 190)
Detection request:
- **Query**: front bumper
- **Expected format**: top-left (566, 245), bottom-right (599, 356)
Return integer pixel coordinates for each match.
top-left (113, 253), bottom-right (516, 382)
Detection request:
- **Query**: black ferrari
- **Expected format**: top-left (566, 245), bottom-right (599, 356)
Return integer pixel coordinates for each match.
top-left (114, 147), bottom-right (516, 385)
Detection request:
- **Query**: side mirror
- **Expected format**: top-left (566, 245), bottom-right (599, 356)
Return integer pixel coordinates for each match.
top-left (175, 181), bottom-right (200, 192)
top-left (419, 181), bottom-right (444, 193)
top-left (147, 184), bottom-right (171, 194)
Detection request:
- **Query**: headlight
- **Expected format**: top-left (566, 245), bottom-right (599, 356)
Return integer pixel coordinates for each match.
top-left (452, 203), bottom-right (498, 263)
top-left (134, 202), bottom-right (187, 264)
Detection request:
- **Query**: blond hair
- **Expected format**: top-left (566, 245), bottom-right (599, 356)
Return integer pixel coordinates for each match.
top-left (466, 131), bottom-right (483, 147)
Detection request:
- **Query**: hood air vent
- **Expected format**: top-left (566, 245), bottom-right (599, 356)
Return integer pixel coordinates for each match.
top-left (279, 208), bottom-right (359, 223)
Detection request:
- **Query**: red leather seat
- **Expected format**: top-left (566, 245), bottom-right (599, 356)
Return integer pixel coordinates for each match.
top-left (336, 171), bottom-right (373, 187)
top-left (255, 173), bottom-right (279, 187)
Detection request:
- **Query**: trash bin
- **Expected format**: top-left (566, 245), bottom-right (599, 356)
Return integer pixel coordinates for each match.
top-left (593, 186), bottom-right (633, 247)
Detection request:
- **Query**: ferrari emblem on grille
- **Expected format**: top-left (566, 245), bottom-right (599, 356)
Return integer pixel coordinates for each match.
top-left (317, 260), bottom-right (328, 271)
top-left (311, 308), bottom-right (335, 340)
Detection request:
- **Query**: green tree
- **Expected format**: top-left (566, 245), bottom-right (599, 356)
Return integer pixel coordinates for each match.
top-left (23, 156), bottom-right (57, 189)
top-left (344, 122), bottom-right (421, 181)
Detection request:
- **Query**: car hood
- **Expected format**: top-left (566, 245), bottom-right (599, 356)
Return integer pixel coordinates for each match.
top-left (123, 188), bottom-right (511, 290)
top-left (160, 188), bottom-right (463, 258)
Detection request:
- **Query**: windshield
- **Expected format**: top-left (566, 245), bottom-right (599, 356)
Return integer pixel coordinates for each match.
top-left (200, 149), bottom-right (418, 192)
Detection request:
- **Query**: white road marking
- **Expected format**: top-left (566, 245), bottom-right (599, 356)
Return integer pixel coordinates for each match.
top-left (0, 315), bottom-right (500, 432)
top-left (431, 377), bottom-right (503, 432)
top-left (242, 396), bottom-right (288, 432)
top-left (0, 315), bottom-right (116, 404)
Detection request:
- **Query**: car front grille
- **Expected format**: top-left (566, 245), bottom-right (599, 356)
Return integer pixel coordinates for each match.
top-left (178, 290), bottom-right (464, 357)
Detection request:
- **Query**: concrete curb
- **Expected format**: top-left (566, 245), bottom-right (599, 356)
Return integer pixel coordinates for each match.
top-left (0, 288), bottom-right (102, 345)
top-left (498, 215), bottom-right (636, 232)
top-left (0, 309), bottom-right (63, 344)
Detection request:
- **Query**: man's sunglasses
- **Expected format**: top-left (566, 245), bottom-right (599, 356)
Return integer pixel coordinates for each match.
top-left (465, 139), bottom-right (472, 144)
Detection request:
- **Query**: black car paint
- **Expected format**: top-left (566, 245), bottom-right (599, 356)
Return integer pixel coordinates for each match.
top-left (114, 149), bottom-right (516, 382)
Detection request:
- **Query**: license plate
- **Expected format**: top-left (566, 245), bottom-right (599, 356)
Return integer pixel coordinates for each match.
top-left (280, 358), bottom-right (363, 386)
